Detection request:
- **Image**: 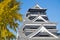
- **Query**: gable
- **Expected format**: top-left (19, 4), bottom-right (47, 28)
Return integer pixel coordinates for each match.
top-left (27, 25), bottom-right (58, 38)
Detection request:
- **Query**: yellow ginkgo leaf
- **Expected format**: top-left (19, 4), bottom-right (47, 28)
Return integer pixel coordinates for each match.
top-left (0, 0), bottom-right (22, 40)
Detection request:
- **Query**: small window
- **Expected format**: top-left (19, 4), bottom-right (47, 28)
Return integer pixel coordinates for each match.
top-left (35, 19), bottom-right (44, 22)
top-left (45, 26), bottom-right (56, 29)
top-left (34, 32), bottom-right (52, 37)
top-left (42, 16), bottom-right (49, 20)
top-left (23, 25), bottom-right (40, 29)
top-left (25, 32), bottom-right (32, 36)
top-left (30, 12), bottom-right (38, 14)
top-left (28, 16), bottom-right (36, 20)
top-left (40, 12), bottom-right (46, 15)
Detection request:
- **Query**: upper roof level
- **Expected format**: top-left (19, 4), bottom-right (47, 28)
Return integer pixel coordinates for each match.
top-left (28, 4), bottom-right (47, 12)
top-left (31, 4), bottom-right (44, 9)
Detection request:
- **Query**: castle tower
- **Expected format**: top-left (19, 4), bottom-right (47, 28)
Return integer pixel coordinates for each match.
top-left (18, 4), bottom-right (60, 40)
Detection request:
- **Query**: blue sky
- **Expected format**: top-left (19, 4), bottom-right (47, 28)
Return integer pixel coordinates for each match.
top-left (18, 0), bottom-right (60, 32)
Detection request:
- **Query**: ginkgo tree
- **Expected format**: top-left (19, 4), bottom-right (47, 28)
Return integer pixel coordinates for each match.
top-left (0, 0), bottom-right (22, 40)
